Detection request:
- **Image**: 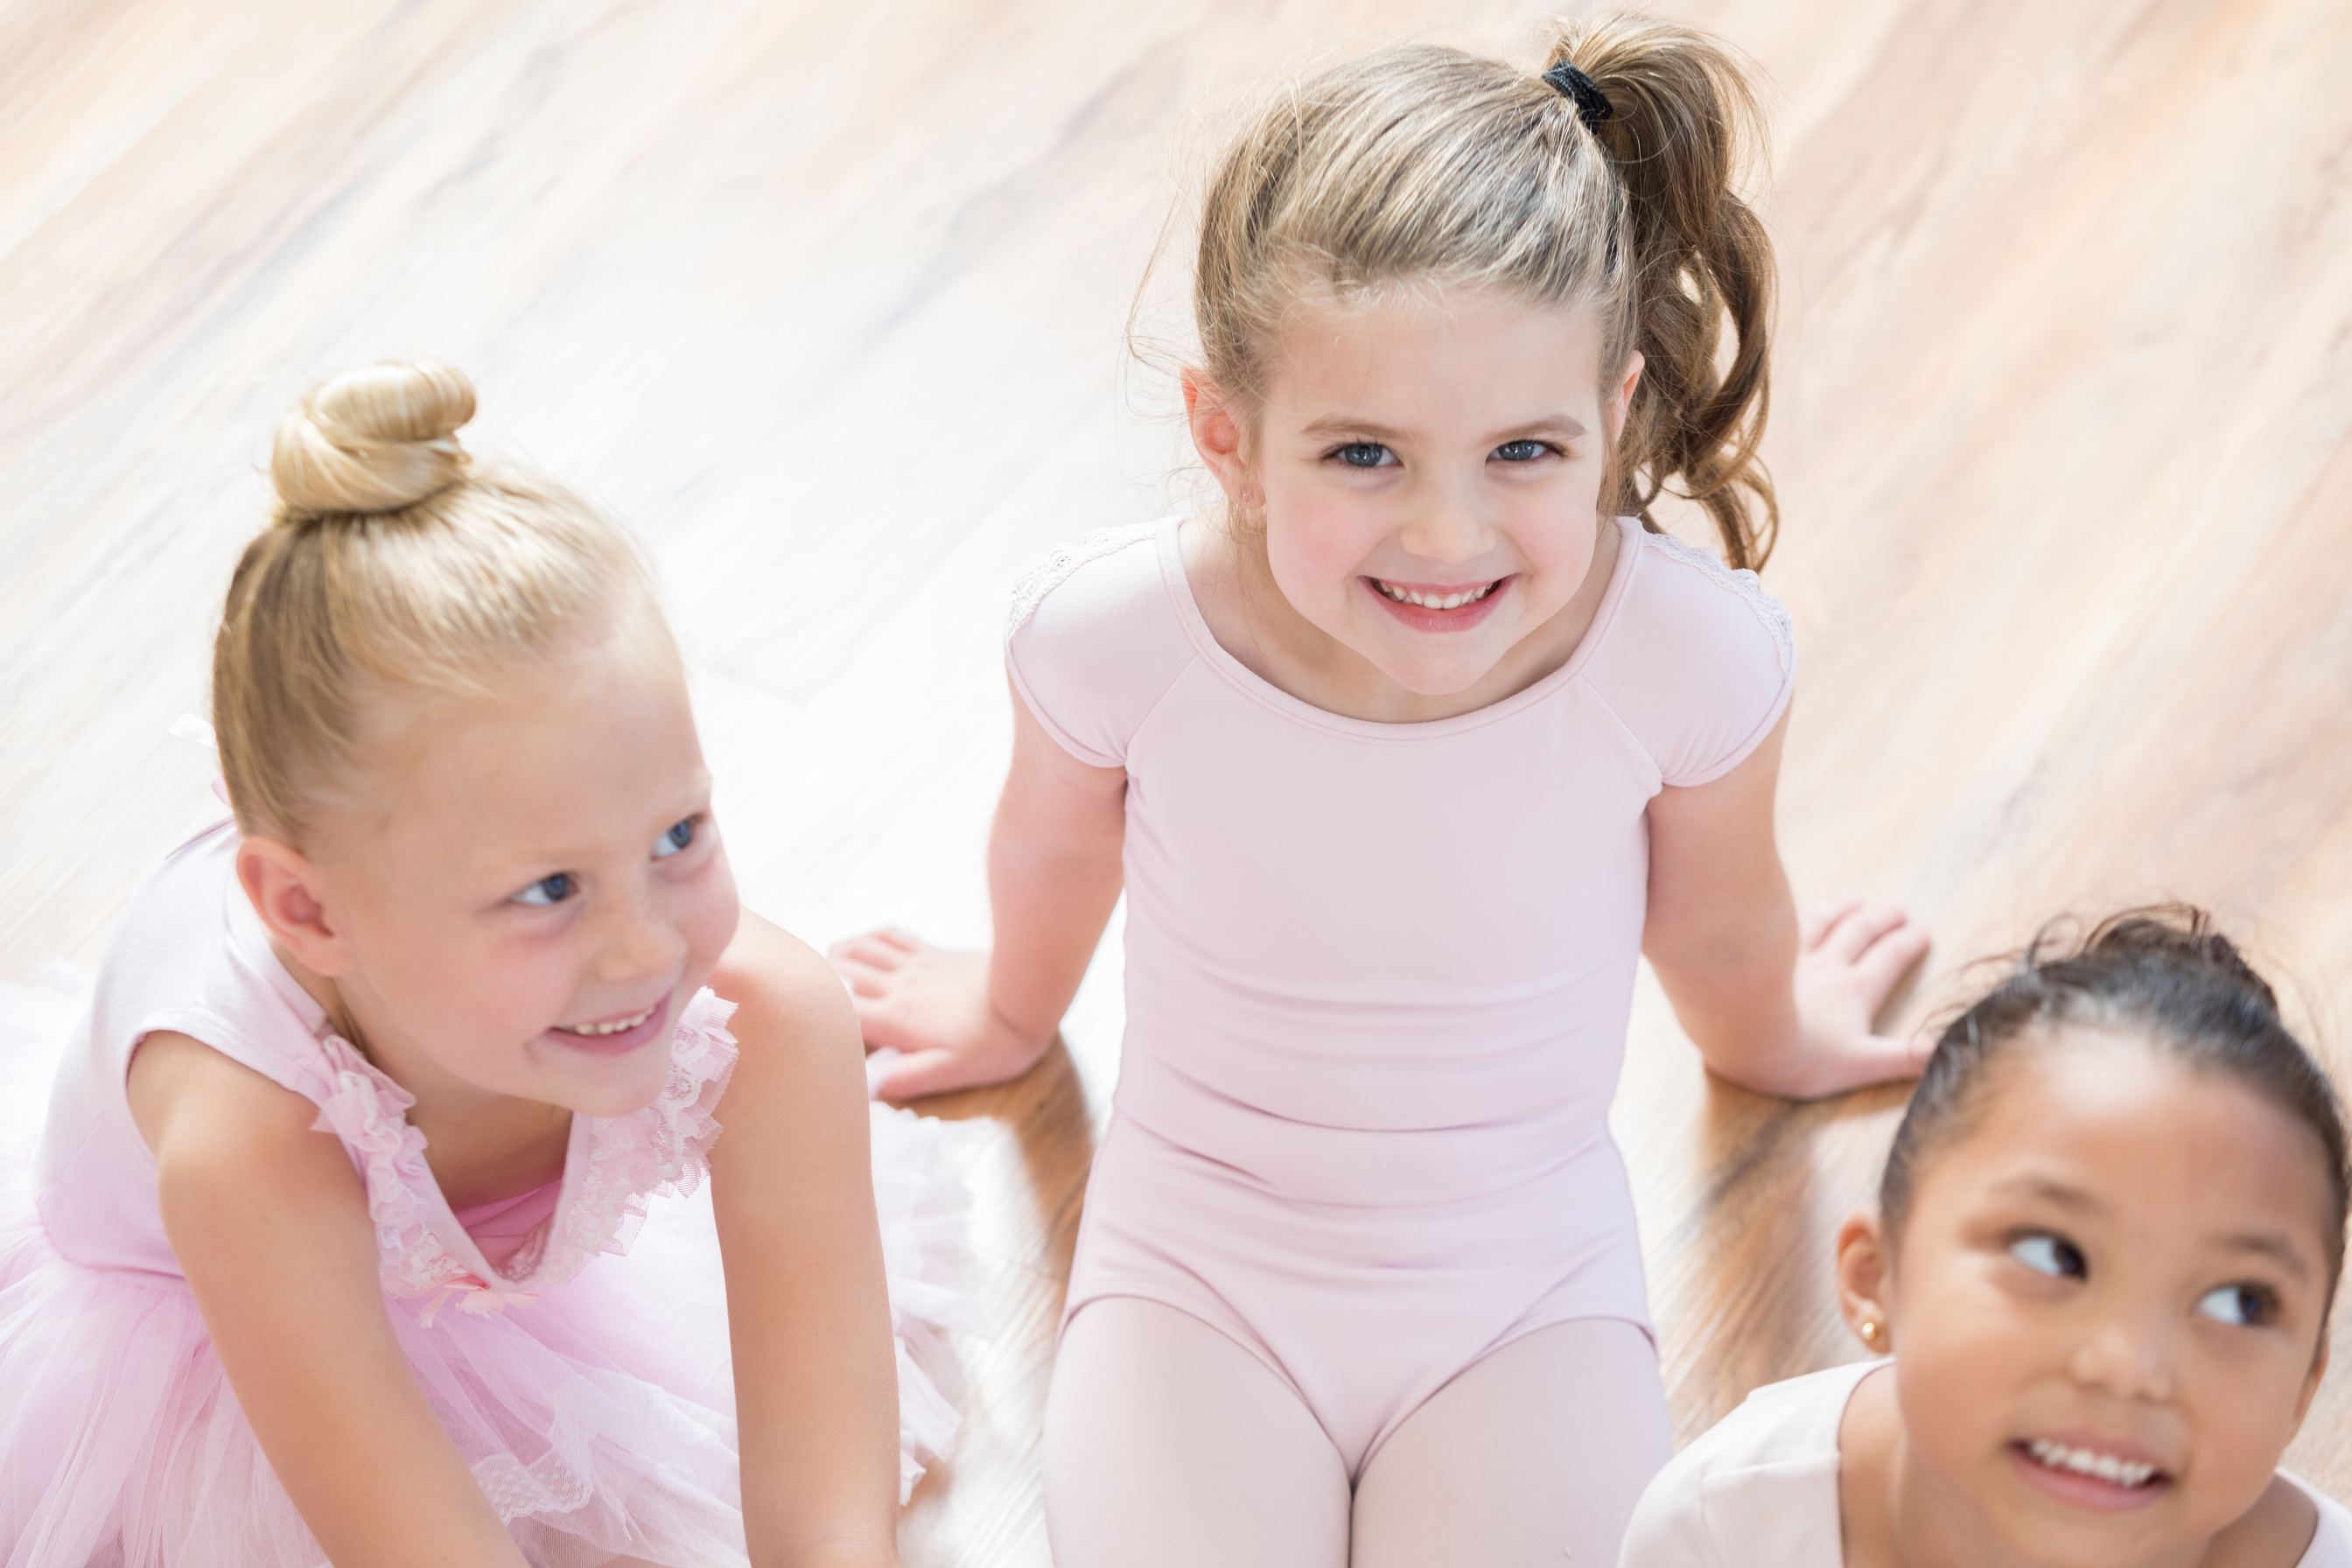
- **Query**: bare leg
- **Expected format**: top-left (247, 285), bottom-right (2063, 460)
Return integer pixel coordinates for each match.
top-left (1044, 1298), bottom-right (1352, 1568)
top-left (1349, 1318), bottom-right (1670, 1568)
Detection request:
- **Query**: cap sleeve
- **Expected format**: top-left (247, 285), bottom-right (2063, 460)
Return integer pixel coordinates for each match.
top-left (1004, 522), bottom-right (1194, 770)
top-left (1618, 1451), bottom-right (1724, 1567)
top-left (1583, 529), bottom-right (1796, 789)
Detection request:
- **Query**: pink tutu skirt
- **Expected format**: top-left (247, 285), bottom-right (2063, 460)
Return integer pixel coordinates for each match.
top-left (0, 970), bottom-right (976, 1568)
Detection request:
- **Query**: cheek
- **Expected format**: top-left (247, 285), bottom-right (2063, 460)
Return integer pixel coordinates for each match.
top-left (2180, 1342), bottom-right (2321, 1487)
top-left (1262, 496), bottom-right (1379, 606)
top-left (682, 858), bottom-right (740, 980)
top-left (1525, 512), bottom-right (1598, 584)
top-left (1890, 1265), bottom-right (2045, 1442)
top-left (1895, 1323), bottom-right (2022, 1456)
top-left (466, 929), bottom-right (585, 1042)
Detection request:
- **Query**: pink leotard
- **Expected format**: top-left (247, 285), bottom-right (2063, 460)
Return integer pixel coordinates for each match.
top-left (1008, 513), bottom-right (1794, 1474)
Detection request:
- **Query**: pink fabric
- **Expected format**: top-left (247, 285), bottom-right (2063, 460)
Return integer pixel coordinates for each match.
top-left (0, 821), bottom-right (973, 1567)
top-left (1044, 1298), bottom-right (1671, 1567)
top-left (1008, 514), bottom-right (1794, 1474)
top-left (453, 1183), bottom-right (566, 1279)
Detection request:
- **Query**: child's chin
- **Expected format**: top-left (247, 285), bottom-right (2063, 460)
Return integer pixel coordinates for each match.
top-left (1381, 655), bottom-right (1502, 699)
top-left (525, 1045), bottom-right (675, 1118)
top-left (554, 1073), bottom-right (670, 1120)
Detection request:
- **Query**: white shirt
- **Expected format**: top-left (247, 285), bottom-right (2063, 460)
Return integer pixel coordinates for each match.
top-left (1620, 1360), bottom-right (2352, 1567)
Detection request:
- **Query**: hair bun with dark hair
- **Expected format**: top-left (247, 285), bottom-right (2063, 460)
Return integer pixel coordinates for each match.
top-left (2075, 906), bottom-right (2282, 1018)
top-left (270, 361), bottom-right (476, 519)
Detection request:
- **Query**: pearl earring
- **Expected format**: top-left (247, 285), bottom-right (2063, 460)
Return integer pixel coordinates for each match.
top-left (1859, 1320), bottom-right (1880, 1344)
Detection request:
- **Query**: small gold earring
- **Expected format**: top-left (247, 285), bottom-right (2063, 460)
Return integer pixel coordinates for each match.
top-left (1859, 1320), bottom-right (1880, 1344)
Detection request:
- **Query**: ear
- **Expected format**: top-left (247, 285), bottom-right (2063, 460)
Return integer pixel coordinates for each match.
top-left (1606, 351), bottom-right (1645, 444)
top-left (1181, 367), bottom-right (1260, 508)
top-left (235, 836), bottom-right (357, 978)
top-left (1837, 1207), bottom-right (1896, 1354)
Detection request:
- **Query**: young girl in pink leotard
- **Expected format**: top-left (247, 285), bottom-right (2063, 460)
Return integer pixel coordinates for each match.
top-left (0, 363), bottom-right (968, 1567)
top-left (835, 16), bottom-right (1928, 1566)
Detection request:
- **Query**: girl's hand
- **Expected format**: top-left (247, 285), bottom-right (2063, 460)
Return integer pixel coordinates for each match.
top-left (829, 929), bottom-right (1055, 1101)
top-left (1788, 898), bottom-right (1935, 1096)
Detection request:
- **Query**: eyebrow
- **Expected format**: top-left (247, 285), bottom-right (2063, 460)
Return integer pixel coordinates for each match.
top-left (1986, 1175), bottom-right (2104, 1213)
top-left (1296, 414), bottom-right (1591, 443)
top-left (2212, 1232), bottom-right (2314, 1282)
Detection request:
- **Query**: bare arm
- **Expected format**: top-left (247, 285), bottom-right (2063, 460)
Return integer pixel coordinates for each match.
top-left (1642, 709), bottom-right (1930, 1099)
top-left (710, 912), bottom-right (901, 1568)
top-left (831, 676), bottom-right (1127, 1099)
top-left (129, 1032), bottom-right (529, 1568)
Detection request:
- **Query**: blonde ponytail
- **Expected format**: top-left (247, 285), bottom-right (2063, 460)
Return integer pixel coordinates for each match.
top-left (1550, 15), bottom-right (1778, 568)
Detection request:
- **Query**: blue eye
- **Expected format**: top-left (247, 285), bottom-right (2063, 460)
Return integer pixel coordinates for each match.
top-left (1492, 439), bottom-right (1551, 462)
top-left (511, 872), bottom-right (575, 907)
top-left (1334, 442), bottom-right (1395, 468)
top-left (2010, 1233), bottom-right (2086, 1279)
top-left (2196, 1284), bottom-right (2276, 1327)
top-left (653, 817), bottom-right (696, 859)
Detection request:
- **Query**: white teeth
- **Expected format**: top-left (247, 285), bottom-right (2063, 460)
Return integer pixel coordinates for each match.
top-left (1375, 579), bottom-right (1497, 610)
top-left (2026, 1438), bottom-right (2159, 1488)
top-left (558, 1004), bottom-right (656, 1038)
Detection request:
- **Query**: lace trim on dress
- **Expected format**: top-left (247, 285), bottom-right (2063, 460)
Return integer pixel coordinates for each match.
top-left (1643, 529), bottom-right (1796, 674)
top-left (309, 1040), bottom-right (480, 1301)
top-left (306, 988), bottom-right (741, 1312)
top-left (1006, 521), bottom-right (1159, 638)
top-left (549, 991), bottom-right (738, 1289)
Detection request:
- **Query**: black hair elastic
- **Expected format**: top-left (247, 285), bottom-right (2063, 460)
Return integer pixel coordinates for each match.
top-left (1542, 61), bottom-right (1613, 131)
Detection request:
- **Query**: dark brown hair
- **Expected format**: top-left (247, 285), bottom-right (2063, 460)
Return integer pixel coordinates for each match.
top-left (1882, 907), bottom-right (2351, 1313)
top-left (1192, 13), bottom-right (1779, 568)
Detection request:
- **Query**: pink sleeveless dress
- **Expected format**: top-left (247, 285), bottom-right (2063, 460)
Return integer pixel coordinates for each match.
top-left (0, 818), bottom-right (973, 1568)
top-left (1009, 514), bottom-right (1795, 1475)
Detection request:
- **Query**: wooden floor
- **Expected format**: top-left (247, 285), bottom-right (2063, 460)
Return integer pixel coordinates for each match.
top-left (5, 0), bottom-right (2352, 1558)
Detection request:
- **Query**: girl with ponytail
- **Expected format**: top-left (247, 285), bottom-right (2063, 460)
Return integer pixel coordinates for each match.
top-left (837, 15), bottom-right (1927, 1564)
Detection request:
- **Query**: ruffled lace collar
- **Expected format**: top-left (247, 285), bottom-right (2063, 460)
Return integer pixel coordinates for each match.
top-left (301, 990), bottom-right (739, 1320)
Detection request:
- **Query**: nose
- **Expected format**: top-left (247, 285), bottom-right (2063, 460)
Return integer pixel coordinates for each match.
top-left (2067, 1306), bottom-right (2179, 1404)
top-left (1396, 476), bottom-right (1494, 566)
top-left (592, 879), bottom-right (686, 988)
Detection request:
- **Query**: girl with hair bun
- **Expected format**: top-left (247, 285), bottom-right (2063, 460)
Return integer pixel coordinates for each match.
top-left (834, 14), bottom-right (1928, 1564)
top-left (1623, 907), bottom-right (2352, 1566)
top-left (0, 363), bottom-right (969, 1568)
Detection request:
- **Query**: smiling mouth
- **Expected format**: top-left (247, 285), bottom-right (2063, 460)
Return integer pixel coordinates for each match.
top-left (2020, 1438), bottom-right (2165, 1491)
top-left (1370, 578), bottom-right (1502, 610)
top-left (554, 1003), bottom-right (660, 1038)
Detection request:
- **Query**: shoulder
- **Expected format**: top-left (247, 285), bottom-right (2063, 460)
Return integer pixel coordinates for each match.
top-left (130, 1030), bottom-right (361, 1217)
top-left (1007, 520), bottom-right (1167, 642)
top-left (1005, 520), bottom-right (1195, 769)
top-left (715, 910), bottom-right (853, 1031)
top-left (1583, 524), bottom-right (1798, 788)
top-left (2284, 1472), bottom-right (2352, 1566)
top-left (708, 911), bottom-right (864, 1126)
top-left (1618, 528), bottom-right (1794, 674)
top-left (1621, 1363), bottom-right (1867, 1567)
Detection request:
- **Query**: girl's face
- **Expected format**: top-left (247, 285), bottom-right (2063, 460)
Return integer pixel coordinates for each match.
top-left (262, 639), bottom-right (739, 1120)
top-left (1191, 284), bottom-right (1641, 707)
top-left (1857, 1032), bottom-right (2335, 1566)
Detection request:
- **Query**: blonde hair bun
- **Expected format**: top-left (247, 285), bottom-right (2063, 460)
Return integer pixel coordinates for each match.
top-left (270, 361), bottom-right (477, 518)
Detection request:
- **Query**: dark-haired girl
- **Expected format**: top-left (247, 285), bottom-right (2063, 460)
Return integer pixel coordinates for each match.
top-left (1622, 909), bottom-right (2352, 1567)
top-left (830, 13), bottom-right (1928, 1566)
